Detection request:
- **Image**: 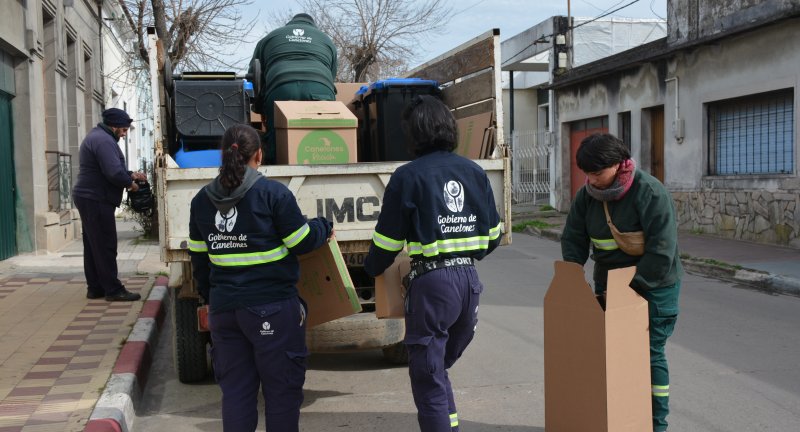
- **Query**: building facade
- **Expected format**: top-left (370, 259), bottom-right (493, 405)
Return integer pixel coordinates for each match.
top-left (0, 0), bottom-right (150, 260)
top-left (550, 0), bottom-right (800, 247)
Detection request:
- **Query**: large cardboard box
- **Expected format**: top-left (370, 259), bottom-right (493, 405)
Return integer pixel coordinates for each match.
top-left (374, 253), bottom-right (411, 319)
top-left (297, 237), bottom-right (362, 328)
top-left (335, 82), bottom-right (367, 106)
top-left (274, 101), bottom-right (358, 165)
top-left (544, 261), bottom-right (651, 431)
top-left (455, 111), bottom-right (494, 159)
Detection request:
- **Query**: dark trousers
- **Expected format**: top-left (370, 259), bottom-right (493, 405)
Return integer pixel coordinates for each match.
top-left (209, 296), bottom-right (308, 432)
top-left (404, 266), bottom-right (483, 432)
top-left (73, 196), bottom-right (124, 296)
top-left (263, 81), bottom-right (335, 164)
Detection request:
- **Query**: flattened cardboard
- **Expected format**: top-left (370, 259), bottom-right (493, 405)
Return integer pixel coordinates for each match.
top-left (544, 261), bottom-right (651, 432)
top-left (335, 82), bottom-right (367, 105)
top-left (374, 253), bottom-right (410, 319)
top-left (274, 101), bottom-right (358, 165)
top-left (455, 111), bottom-right (493, 159)
top-left (297, 236), bottom-right (362, 328)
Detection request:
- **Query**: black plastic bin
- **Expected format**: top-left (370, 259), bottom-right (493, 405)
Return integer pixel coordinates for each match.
top-left (172, 78), bottom-right (250, 152)
top-left (360, 78), bottom-right (440, 162)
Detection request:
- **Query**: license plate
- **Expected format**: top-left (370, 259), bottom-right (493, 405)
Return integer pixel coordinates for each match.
top-left (342, 252), bottom-right (368, 267)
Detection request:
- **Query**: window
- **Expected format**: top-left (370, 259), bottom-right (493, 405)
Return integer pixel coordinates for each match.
top-left (707, 89), bottom-right (794, 175)
top-left (618, 111), bottom-right (631, 150)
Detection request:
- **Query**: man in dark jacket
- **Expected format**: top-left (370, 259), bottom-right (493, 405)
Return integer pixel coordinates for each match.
top-left (249, 12), bottom-right (337, 164)
top-left (73, 108), bottom-right (147, 301)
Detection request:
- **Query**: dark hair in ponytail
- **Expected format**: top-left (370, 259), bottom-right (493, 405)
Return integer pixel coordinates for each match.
top-left (218, 124), bottom-right (261, 190)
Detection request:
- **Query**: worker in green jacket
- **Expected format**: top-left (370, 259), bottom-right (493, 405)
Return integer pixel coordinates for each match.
top-left (561, 133), bottom-right (682, 432)
top-left (249, 13), bottom-right (338, 164)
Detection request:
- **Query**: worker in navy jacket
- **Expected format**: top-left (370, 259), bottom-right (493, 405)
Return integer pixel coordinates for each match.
top-left (73, 107), bottom-right (147, 302)
top-left (188, 124), bottom-right (332, 432)
top-left (364, 95), bottom-right (503, 432)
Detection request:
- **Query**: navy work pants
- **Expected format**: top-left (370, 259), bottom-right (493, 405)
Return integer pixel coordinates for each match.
top-left (404, 265), bottom-right (483, 432)
top-left (209, 296), bottom-right (308, 432)
top-left (73, 196), bottom-right (125, 297)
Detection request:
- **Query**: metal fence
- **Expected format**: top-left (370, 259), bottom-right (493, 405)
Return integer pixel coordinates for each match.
top-left (510, 129), bottom-right (553, 206)
top-left (45, 151), bottom-right (72, 212)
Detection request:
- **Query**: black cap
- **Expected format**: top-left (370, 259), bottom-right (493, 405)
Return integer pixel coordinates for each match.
top-left (102, 108), bottom-right (133, 127)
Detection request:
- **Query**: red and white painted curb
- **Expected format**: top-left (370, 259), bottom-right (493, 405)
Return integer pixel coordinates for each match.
top-left (84, 276), bottom-right (168, 432)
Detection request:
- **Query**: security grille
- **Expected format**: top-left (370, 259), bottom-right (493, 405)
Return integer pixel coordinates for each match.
top-left (511, 129), bottom-right (552, 205)
top-left (708, 88), bottom-right (794, 175)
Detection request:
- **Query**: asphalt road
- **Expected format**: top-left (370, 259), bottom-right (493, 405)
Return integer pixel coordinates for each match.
top-left (135, 233), bottom-right (800, 431)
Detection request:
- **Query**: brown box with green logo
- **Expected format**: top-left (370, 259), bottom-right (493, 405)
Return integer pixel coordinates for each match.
top-left (274, 101), bottom-right (358, 165)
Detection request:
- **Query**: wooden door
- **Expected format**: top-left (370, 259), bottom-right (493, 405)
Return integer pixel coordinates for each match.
top-left (650, 106), bottom-right (665, 182)
top-left (569, 117), bottom-right (608, 197)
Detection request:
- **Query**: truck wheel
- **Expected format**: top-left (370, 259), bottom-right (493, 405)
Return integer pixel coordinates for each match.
top-left (172, 290), bottom-right (209, 383)
top-left (382, 342), bottom-right (408, 364)
top-left (307, 313), bottom-right (405, 356)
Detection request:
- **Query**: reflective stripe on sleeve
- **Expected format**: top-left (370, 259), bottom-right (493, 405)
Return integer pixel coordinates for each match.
top-left (188, 238), bottom-right (207, 252)
top-left (591, 237), bottom-right (619, 251)
top-left (652, 384), bottom-right (669, 397)
top-left (208, 245), bottom-right (289, 267)
top-left (283, 223), bottom-right (311, 248)
top-left (372, 232), bottom-right (405, 252)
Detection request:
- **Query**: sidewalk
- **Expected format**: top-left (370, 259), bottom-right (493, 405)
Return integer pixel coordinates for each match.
top-left (1, 209), bottom-right (799, 432)
top-left (513, 207), bottom-right (800, 296)
top-left (0, 220), bottom-right (168, 432)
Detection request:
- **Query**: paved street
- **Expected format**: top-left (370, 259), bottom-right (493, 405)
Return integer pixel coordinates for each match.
top-left (135, 233), bottom-right (800, 431)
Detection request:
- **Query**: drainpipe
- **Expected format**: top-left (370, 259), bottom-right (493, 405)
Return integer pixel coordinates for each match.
top-left (508, 71), bottom-right (515, 137)
top-left (664, 76), bottom-right (684, 143)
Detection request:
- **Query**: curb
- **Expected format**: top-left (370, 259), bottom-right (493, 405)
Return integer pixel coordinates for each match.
top-left (525, 228), bottom-right (800, 297)
top-left (84, 276), bottom-right (169, 432)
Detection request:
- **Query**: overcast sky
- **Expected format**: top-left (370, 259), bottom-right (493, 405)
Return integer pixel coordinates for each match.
top-left (230, 0), bottom-right (667, 71)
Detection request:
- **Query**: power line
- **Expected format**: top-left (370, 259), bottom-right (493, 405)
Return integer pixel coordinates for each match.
top-left (502, 0), bottom-right (643, 66)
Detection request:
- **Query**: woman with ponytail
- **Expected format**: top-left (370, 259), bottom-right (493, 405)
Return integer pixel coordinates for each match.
top-left (187, 124), bottom-right (333, 431)
top-left (560, 133), bottom-right (682, 432)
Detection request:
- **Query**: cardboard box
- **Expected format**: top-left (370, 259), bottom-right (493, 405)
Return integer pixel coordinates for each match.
top-left (544, 261), bottom-right (651, 431)
top-left (297, 236), bottom-right (362, 328)
top-left (335, 82), bottom-right (367, 105)
top-left (455, 111), bottom-right (494, 159)
top-left (374, 253), bottom-right (411, 319)
top-left (274, 101), bottom-right (358, 165)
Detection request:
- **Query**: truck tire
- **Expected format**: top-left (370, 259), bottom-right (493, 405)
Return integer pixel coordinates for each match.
top-left (307, 313), bottom-right (405, 360)
top-left (172, 290), bottom-right (209, 383)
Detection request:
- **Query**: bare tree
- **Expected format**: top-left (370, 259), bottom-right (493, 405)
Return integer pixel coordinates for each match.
top-left (119, 0), bottom-right (259, 71)
top-left (274, 0), bottom-right (453, 82)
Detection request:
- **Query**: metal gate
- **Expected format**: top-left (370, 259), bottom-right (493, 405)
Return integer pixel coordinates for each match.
top-left (0, 91), bottom-right (17, 260)
top-left (511, 129), bottom-right (552, 205)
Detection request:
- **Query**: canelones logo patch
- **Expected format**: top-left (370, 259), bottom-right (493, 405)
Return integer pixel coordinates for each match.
top-left (443, 180), bottom-right (465, 212)
top-left (286, 28), bottom-right (312, 43)
top-left (215, 207), bottom-right (238, 232)
top-left (260, 321), bottom-right (275, 336)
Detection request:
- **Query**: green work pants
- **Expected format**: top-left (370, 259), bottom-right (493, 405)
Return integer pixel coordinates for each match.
top-left (595, 279), bottom-right (680, 432)
top-left (263, 81), bottom-right (335, 164)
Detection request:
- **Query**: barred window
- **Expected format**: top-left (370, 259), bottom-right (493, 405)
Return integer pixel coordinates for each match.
top-left (707, 88), bottom-right (794, 175)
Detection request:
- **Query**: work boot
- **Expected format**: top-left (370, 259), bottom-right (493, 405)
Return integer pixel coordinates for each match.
top-left (86, 291), bottom-right (104, 299)
top-left (105, 289), bottom-right (141, 302)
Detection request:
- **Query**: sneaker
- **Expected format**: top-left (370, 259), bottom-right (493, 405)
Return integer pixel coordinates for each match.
top-left (86, 291), bottom-right (105, 300)
top-left (105, 289), bottom-right (142, 302)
